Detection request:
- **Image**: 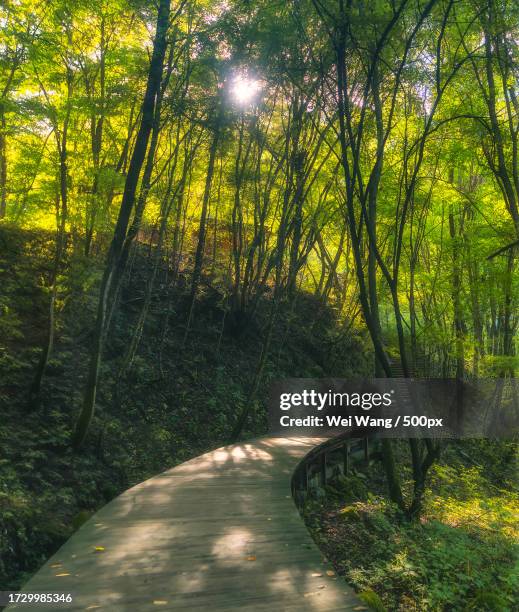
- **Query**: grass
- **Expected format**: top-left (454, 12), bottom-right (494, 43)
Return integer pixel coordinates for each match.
top-left (302, 439), bottom-right (519, 611)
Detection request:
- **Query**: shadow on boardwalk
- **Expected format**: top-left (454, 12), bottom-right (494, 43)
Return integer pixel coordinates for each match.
top-left (8, 437), bottom-right (362, 611)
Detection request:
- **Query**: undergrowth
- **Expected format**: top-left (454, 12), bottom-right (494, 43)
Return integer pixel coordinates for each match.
top-left (0, 224), bottom-right (369, 589)
top-left (303, 440), bottom-right (518, 611)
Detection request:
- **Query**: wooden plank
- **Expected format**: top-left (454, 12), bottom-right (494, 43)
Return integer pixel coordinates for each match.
top-left (7, 437), bottom-right (362, 611)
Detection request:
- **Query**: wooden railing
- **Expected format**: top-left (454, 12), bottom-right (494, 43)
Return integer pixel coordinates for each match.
top-left (291, 429), bottom-right (376, 504)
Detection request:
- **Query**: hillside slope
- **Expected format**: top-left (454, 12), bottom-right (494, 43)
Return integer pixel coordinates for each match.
top-left (0, 224), bottom-right (370, 589)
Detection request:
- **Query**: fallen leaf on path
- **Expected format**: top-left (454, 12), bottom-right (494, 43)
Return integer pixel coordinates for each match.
top-left (326, 570), bottom-right (335, 576)
top-left (246, 556), bottom-right (256, 561)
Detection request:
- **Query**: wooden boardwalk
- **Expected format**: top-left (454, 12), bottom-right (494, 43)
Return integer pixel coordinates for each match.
top-left (9, 437), bottom-right (362, 611)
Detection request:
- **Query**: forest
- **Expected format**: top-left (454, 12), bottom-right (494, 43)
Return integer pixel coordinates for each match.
top-left (0, 0), bottom-right (518, 610)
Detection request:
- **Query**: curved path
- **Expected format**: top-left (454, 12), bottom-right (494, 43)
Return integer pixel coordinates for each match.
top-left (9, 437), bottom-right (362, 611)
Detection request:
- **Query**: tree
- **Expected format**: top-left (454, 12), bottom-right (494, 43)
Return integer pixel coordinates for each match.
top-left (73, 0), bottom-right (175, 449)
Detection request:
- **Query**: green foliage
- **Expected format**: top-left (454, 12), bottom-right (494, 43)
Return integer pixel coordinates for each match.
top-left (332, 473), bottom-right (369, 502)
top-left (358, 590), bottom-right (387, 612)
top-left (71, 510), bottom-right (92, 531)
top-left (465, 590), bottom-right (509, 611)
top-left (1, 0), bottom-right (518, 602)
top-left (303, 442), bottom-right (519, 611)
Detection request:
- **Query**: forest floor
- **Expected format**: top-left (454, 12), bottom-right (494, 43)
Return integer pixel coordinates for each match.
top-left (0, 224), bottom-right (370, 590)
top-left (2, 225), bottom-right (517, 611)
top-left (302, 439), bottom-right (518, 611)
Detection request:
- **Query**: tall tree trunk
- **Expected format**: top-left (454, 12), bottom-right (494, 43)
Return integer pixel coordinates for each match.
top-left (449, 203), bottom-right (465, 429)
top-left (467, 248), bottom-right (484, 376)
top-left (481, 7), bottom-right (519, 236)
top-left (73, 0), bottom-right (171, 449)
top-left (85, 16), bottom-right (106, 257)
top-left (231, 116), bottom-right (246, 325)
top-left (333, 15), bottom-right (407, 510)
top-left (287, 152), bottom-right (306, 297)
top-left (104, 58), bottom-right (169, 332)
top-left (0, 105), bottom-right (6, 219)
top-left (368, 65), bottom-right (384, 376)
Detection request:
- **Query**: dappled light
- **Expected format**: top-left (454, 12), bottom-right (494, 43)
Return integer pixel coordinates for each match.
top-left (212, 527), bottom-right (254, 561)
top-left (1, 0), bottom-right (517, 609)
top-left (8, 437), bottom-right (355, 610)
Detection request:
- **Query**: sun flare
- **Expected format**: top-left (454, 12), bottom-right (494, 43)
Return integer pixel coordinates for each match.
top-left (231, 76), bottom-right (260, 105)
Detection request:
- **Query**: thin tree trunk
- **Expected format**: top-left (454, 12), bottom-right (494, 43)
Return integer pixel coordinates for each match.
top-left (183, 107), bottom-right (222, 343)
top-left (29, 60), bottom-right (72, 403)
top-left (85, 16), bottom-right (106, 257)
top-left (0, 105), bottom-right (6, 219)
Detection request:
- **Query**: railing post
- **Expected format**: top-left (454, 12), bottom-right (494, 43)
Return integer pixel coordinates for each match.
top-left (320, 453), bottom-right (327, 486)
top-left (343, 441), bottom-right (349, 475)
